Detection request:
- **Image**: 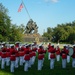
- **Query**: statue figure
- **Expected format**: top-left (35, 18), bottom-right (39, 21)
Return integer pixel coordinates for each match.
top-left (25, 19), bottom-right (38, 34)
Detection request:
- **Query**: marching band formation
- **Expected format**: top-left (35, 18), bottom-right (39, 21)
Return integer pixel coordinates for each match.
top-left (0, 42), bottom-right (75, 72)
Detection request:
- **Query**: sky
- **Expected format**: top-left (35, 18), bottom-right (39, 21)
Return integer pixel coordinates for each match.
top-left (0, 0), bottom-right (75, 35)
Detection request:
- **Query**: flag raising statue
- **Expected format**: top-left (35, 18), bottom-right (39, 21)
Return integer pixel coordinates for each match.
top-left (18, 3), bottom-right (23, 12)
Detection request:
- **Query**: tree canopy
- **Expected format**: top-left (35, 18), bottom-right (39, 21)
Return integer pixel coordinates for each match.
top-left (0, 3), bottom-right (25, 42)
top-left (43, 21), bottom-right (75, 44)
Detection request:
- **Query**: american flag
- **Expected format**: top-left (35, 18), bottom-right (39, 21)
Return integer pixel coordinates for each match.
top-left (18, 3), bottom-right (23, 12)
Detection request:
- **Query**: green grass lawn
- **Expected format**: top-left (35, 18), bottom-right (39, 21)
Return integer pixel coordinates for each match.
top-left (0, 52), bottom-right (75, 75)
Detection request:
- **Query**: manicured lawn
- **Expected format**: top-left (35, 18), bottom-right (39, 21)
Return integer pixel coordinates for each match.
top-left (0, 52), bottom-right (75, 75)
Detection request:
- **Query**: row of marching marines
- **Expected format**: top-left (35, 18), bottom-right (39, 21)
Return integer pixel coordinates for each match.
top-left (0, 42), bottom-right (75, 72)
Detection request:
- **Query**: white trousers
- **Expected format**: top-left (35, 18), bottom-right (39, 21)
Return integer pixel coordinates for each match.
top-left (50, 59), bottom-right (55, 69)
top-left (10, 61), bottom-right (15, 72)
top-left (23, 55), bottom-right (25, 63)
top-left (62, 59), bottom-right (67, 68)
top-left (72, 58), bottom-right (75, 68)
top-left (0, 56), bottom-right (1, 61)
top-left (38, 60), bottom-right (43, 70)
top-left (1, 58), bottom-right (6, 69)
top-left (15, 57), bottom-right (19, 68)
top-left (67, 55), bottom-right (70, 63)
top-left (56, 55), bottom-right (60, 61)
top-left (48, 53), bottom-right (51, 60)
top-left (6, 57), bottom-right (10, 66)
top-left (24, 60), bottom-right (29, 71)
top-left (20, 56), bottom-right (23, 66)
top-left (0, 56), bottom-right (1, 65)
top-left (28, 58), bottom-right (32, 68)
top-left (32, 56), bottom-right (36, 65)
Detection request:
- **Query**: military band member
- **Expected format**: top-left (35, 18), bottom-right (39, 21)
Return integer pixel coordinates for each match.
top-left (15, 42), bottom-right (19, 51)
top-left (66, 45), bottom-right (70, 63)
top-left (60, 46), bottom-right (68, 68)
top-left (48, 42), bottom-right (52, 60)
top-left (24, 45), bottom-right (30, 71)
top-left (0, 43), bottom-right (2, 62)
top-left (31, 45), bottom-right (37, 65)
top-left (37, 45), bottom-right (46, 70)
top-left (6, 48), bottom-right (10, 66)
top-left (15, 49), bottom-right (19, 68)
top-left (19, 46), bottom-right (24, 66)
top-left (72, 45), bottom-right (75, 67)
top-left (1, 47), bottom-right (6, 69)
top-left (10, 45), bottom-right (16, 72)
top-left (55, 45), bottom-right (60, 61)
top-left (50, 45), bottom-right (56, 69)
top-left (28, 44), bottom-right (33, 67)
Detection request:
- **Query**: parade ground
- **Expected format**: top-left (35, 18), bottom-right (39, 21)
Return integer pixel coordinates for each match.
top-left (0, 53), bottom-right (75, 75)
top-left (0, 43), bottom-right (75, 75)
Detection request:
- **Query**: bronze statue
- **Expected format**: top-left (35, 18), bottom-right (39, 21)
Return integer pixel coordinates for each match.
top-left (25, 19), bottom-right (38, 34)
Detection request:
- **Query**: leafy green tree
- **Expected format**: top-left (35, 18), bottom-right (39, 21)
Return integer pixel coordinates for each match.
top-left (43, 21), bottom-right (75, 43)
top-left (0, 3), bottom-right (11, 41)
top-left (9, 24), bottom-right (25, 42)
top-left (42, 27), bottom-right (53, 41)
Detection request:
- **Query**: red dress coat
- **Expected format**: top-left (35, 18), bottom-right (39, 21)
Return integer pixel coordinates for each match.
top-left (72, 48), bottom-right (75, 58)
top-left (56, 48), bottom-right (60, 55)
top-left (0, 51), bottom-right (2, 56)
top-left (38, 48), bottom-right (44, 60)
top-left (10, 48), bottom-right (16, 61)
top-left (50, 47), bottom-right (56, 59)
top-left (19, 47), bottom-right (24, 56)
top-left (6, 48), bottom-right (10, 57)
top-left (1, 47), bottom-right (6, 58)
top-left (61, 48), bottom-right (68, 59)
top-left (24, 47), bottom-right (30, 60)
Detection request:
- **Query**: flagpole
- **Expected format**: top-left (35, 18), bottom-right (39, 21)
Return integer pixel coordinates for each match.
top-left (21, 0), bottom-right (31, 19)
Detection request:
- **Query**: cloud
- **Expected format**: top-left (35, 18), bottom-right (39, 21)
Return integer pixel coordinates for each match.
top-left (44, 0), bottom-right (50, 2)
top-left (51, 0), bottom-right (59, 3)
top-left (44, 0), bottom-right (59, 3)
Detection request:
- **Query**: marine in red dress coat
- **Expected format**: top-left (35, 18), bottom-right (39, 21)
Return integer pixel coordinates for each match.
top-left (1, 47), bottom-right (7, 69)
top-left (60, 46), bottom-right (68, 59)
top-left (10, 46), bottom-right (16, 61)
top-left (72, 46), bottom-right (75, 58)
top-left (1, 47), bottom-right (7, 58)
top-left (71, 46), bottom-right (75, 67)
top-left (55, 46), bottom-right (60, 55)
top-left (24, 45), bottom-right (30, 61)
top-left (19, 47), bottom-right (24, 57)
top-left (50, 45), bottom-right (56, 59)
top-left (60, 46), bottom-right (69, 68)
top-left (6, 48), bottom-right (10, 57)
top-left (38, 46), bottom-right (44, 60)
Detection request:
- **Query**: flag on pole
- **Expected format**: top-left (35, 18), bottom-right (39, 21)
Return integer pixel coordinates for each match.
top-left (18, 3), bottom-right (23, 12)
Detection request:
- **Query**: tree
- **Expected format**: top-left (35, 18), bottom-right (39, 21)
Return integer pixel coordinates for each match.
top-left (9, 24), bottom-right (24, 42)
top-left (43, 21), bottom-right (75, 43)
top-left (0, 3), bottom-right (24, 42)
top-left (0, 3), bottom-right (11, 41)
top-left (42, 27), bottom-right (53, 41)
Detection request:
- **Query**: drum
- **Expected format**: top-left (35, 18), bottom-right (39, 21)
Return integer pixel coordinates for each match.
top-left (68, 47), bottom-right (73, 56)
